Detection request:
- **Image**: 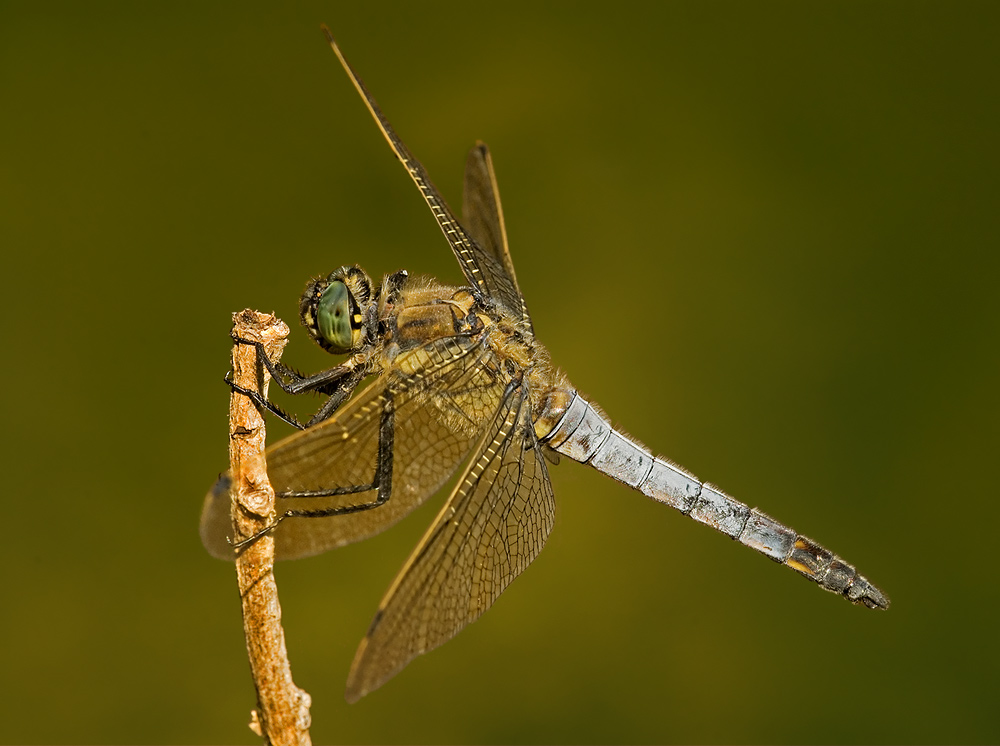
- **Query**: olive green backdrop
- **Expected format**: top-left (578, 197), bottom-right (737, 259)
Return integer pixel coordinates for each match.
top-left (3, 1), bottom-right (997, 743)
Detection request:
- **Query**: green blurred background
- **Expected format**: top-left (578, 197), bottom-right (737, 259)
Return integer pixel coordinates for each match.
top-left (3, 1), bottom-right (998, 743)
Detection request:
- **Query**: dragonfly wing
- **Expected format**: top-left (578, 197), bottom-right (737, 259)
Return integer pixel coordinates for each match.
top-left (200, 338), bottom-right (507, 561)
top-left (322, 30), bottom-right (524, 317)
top-left (462, 142), bottom-right (532, 333)
top-left (344, 381), bottom-right (555, 702)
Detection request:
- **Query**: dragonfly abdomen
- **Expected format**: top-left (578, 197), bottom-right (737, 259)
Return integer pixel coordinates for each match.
top-left (540, 391), bottom-right (889, 610)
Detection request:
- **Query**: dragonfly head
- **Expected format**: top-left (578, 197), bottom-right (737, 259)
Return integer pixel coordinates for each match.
top-left (300, 265), bottom-right (374, 354)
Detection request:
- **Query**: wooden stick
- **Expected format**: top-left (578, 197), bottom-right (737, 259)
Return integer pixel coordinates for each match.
top-left (228, 309), bottom-right (312, 746)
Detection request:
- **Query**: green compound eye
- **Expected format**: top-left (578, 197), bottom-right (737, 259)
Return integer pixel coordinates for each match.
top-left (316, 280), bottom-right (354, 350)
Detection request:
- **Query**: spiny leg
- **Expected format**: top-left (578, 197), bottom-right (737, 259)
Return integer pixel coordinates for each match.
top-left (232, 389), bottom-right (396, 552)
top-left (227, 337), bottom-right (373, 429)
top-left (233, 335), bottom-right (366, 396)
top-left (303, 365), bottom-right (371, 427)
top-left (226, 372), bottom-right (307, 430)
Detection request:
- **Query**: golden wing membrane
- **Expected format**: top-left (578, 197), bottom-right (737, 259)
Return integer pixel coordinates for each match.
top-left (200, 337), bottom-right (507, 561)
top-left (322, 28), bottom-right (527, 322)
top-left (462, 142), bottom-right (533, 333)
top-left (345, 381), bottom-right (555, 702)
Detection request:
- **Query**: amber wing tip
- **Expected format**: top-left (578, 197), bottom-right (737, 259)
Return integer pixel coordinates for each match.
top-left (344, 688), bottom-right (362, 705)
top-left (344, 671), bottom-right (373, 704)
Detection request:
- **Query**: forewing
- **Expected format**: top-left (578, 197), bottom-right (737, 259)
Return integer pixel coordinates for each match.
top-left (200, 338), bottom-right (507, 561)
top-left (463, 142), bottom-right (533, 333)
top-left (322, 29), bottom-right (523, 316)
top-left (344, 382), bottom-right (556, 702)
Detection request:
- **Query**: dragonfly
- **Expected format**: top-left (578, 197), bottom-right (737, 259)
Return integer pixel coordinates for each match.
top-left (201, 26), bottom-right (889, 704)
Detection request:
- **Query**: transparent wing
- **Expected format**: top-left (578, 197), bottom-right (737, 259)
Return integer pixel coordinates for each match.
top-left (344, 381), bottom-right (555, 702)
top-left (462, 142), bottom-right (532, 333)
top-left (200, 337), bottom-right (507, 561)
top-left (322, 28), bottom-right (525, 318)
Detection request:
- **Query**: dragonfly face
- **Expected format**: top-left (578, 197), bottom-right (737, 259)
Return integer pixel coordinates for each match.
top-left (300, 265), bottom-right (375, 355)
top-left (200, 26), bottom-right (889, 704)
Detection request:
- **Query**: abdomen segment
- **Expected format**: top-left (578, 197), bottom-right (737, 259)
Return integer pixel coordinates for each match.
top-left (539, 391), bottom-right (889, 610)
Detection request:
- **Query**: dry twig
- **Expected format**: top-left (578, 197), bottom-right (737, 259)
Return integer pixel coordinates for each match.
top-left (228, 309), bottom-right (312, 746)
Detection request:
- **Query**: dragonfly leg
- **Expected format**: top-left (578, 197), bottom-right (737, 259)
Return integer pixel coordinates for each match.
top-left (227, 337), bottom-right (374, 429)
top-left (304, 365), bottom-right (370, 427)
top-left (231, 390), bottom-right (396, 553)
top-left (232, 336), bottom-right (359, 395)
top-left (225, 372), bottom-right (307, 430)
